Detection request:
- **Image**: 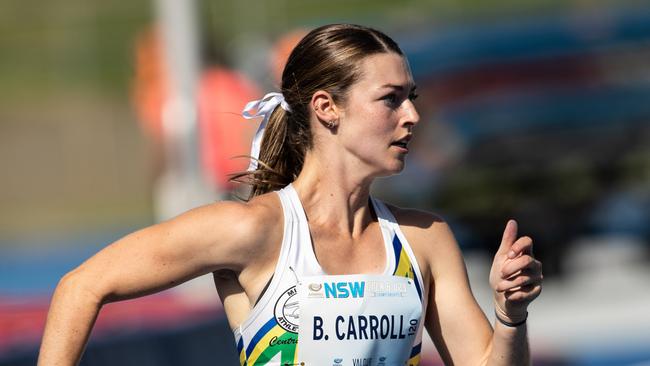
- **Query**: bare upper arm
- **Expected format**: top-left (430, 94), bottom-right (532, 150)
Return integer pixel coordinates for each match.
top-left (390, 206), bottom-right (493, 365)
top-left (66, 198), bottom-right (278, 304)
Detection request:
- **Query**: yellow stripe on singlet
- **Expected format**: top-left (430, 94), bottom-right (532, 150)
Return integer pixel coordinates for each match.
top-left (246, 324), bottom-right (287, 364)
top-left (395, 246), bottom-right (415, 280)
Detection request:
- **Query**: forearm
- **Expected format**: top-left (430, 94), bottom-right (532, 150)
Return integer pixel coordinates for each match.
top-left (38, 274), bottom-right (103, 366)
top-left (485, 321), bottom-right (530, 366)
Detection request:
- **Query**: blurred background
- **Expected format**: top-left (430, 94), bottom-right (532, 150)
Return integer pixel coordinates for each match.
top-left (1, 0), bottom-right (649, 365)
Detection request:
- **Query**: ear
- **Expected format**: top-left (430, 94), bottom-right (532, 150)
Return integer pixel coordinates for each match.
top-left (310, 90), bottom-right (340, 124)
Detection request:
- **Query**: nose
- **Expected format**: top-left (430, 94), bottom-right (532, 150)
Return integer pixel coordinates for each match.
top-left (402, 99), bottom-right (420, 128)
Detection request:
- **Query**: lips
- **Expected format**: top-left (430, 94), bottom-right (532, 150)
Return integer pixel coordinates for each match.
top-left (390, 135), bottom-right (412, 150)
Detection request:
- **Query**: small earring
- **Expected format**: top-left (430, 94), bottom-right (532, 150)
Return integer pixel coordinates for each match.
top-left (326, 119), bottom-right (337, 129)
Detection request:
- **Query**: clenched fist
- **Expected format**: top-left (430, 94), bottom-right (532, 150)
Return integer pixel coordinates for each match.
top-left (489, 220), bottom-right (543, 324)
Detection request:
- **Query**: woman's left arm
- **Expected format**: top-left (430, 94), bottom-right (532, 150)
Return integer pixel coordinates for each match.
top-left (402, 212), bottom-right (542, 365)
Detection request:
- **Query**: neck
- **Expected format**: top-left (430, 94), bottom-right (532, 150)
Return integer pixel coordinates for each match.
top-left (292, 151), bottom-right (375, 238)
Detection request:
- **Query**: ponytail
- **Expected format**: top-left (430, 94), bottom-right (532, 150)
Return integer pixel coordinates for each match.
top-left (230, 105), bottom-right (310, 200)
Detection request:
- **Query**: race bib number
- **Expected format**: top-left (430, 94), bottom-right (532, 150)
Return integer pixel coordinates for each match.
top-left (297, 274), bottom-right (422, 365)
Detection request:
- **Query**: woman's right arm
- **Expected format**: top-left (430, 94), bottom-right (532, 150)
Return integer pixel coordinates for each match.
top-left (38, 200), bottom-right (268, 366)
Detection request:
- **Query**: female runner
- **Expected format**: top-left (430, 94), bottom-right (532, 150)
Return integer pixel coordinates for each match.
top-left (39, 24), bottom-right (542, 365)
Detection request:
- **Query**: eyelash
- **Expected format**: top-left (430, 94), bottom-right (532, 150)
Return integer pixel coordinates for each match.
top-left (382, 94), bottom-right (398, 107)
top-left (382, 92), bottom-right (418, 108)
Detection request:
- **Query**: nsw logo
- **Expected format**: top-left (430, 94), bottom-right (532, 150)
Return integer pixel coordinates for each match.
top-left (324, 281), bottom-right (365, 298)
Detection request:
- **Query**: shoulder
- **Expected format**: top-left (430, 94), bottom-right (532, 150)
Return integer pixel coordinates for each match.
top-left (164, 191), bottom-right (284, 271)
top-left (174, 191), bottom-right (280, 236)
top-left (383, 202), bottom-right (462, 279)
top-left (383, 202), bottom-right (452, 243)
top-left (220, 191), bottom-right (284, 249)
top-left (214, 192), bottom-right (282, 235)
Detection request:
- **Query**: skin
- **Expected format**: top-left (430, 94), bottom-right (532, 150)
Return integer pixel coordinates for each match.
top-left (38, 52), bottom-right (542, 365)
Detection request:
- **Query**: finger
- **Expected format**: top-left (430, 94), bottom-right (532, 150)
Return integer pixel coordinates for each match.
top-left (508, 236), bottom-right (533, 259)
top-left (504, 284), bottom-right (542, 303)
top-left (502, 257), bottom-right (542, 280)
top-left (502, 266), bottom-right (543, 282)
top-left (495, 273), bottom-right (543, 292)
top-left (501, 256), bottom-right (541, 279)
top-left (497, 219), bottom-right (518, 255)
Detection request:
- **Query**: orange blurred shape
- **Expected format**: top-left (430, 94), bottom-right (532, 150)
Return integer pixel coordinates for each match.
top-left (132, 26), bottom-right (168, 142)
top-left (197, 68), bottom-right (260, 191)
top-left (271, 29), bottom-right (308, 84)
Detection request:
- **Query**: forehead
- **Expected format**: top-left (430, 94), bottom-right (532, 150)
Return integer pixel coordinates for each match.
top-left (354, 53), bottom-right (414, 90)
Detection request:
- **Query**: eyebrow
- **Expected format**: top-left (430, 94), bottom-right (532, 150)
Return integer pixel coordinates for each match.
top-left (379, 84), bottom-right (417, 92)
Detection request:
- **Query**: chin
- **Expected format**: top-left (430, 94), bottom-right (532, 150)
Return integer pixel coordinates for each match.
top-left (366, 156), bottom-right (407, 178)
top-left (380, 160), bottom-right (407, 177)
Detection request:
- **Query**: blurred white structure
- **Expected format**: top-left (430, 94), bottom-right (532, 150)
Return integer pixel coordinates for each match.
top-left (460, 236), bottom-right (650, 361)
top-left (154, 0), bottom-right (216, 221)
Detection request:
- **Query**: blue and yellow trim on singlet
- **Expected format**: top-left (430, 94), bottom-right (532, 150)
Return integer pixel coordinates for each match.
top-left (408, 342), bottom-right (422, 366)
top-left (391, 233), bottom-right (424, 366)
top-left (391, 234), bottom-right (423, 302)
top-left (239, 318), bottom-right (299, 366)
top-left (237, 336), bottom-right (246, 365)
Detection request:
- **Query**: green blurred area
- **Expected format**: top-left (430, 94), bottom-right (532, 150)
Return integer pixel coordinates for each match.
top-left (0, 1), bottom-right (150, 99)
top-left (0, 0), bottom-right (647, 243)
top-left (2, 0), bottom-right (635, 102)
top-left (0, 1), bottom-right (152, 241)
top-left (200, 0), bottom-right (634, 40)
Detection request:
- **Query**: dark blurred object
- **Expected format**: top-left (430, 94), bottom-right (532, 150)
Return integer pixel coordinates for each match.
top-left (435, 124), bottom-right (649, 277)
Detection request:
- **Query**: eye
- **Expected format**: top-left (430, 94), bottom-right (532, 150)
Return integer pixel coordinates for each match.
top-left (382, 93), bottom-right (400, 108)
top-left (408, 92), bottom-right (418, 101)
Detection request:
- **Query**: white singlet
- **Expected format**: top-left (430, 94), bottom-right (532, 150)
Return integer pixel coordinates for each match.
top-left (233, 184), bottom-right (428, 366)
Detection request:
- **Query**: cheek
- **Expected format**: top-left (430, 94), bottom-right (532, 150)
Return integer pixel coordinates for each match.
top-left (355, 104), bottom-right (394, 133)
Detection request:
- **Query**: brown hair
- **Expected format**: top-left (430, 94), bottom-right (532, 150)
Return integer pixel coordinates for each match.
top-left (231, 24), bottom-right (403, 199)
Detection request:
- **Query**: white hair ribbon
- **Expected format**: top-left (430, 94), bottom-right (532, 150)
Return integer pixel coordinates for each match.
top-left (242, 92), bottom-right (292, 171)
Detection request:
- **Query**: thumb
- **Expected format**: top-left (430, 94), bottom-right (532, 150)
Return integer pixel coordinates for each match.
top-left (497, 219), bottom-right (518, 255)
